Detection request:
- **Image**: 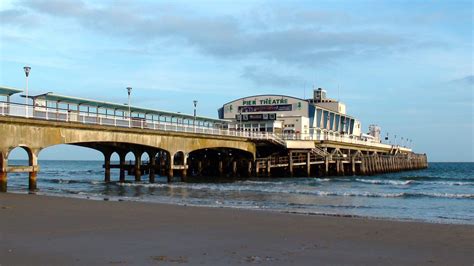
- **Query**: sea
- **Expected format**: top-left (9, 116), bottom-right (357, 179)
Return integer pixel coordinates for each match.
top-left (5, 161), bottom-right (474, 225)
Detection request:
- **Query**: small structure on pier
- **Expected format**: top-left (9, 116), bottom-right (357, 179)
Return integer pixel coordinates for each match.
top-left (0, 86), bottom-right (22, 115)
top-left (27, 92), bottom-right (227, 129)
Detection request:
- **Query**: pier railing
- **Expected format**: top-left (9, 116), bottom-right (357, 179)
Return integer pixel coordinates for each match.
top-left (0, 101), bottom-right (410, 151)
top-left (0, 101), bottom-right (279, 140)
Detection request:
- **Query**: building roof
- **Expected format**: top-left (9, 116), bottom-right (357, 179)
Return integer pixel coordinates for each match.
top-left (28, 92), bottom-right (227, 123)
top-left (0, 86), bottom-right (23, 96)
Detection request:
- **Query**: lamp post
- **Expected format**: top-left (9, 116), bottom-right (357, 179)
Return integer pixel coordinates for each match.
top-left (193, 100), bottom-right (198, 132)
top-left (127, 87), bottom-right (132, 127)
top-left (23, 66), bottom-right (31, 117)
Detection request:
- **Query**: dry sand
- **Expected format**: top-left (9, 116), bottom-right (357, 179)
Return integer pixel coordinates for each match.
top-left (0, 193), bottom-right (473, 265)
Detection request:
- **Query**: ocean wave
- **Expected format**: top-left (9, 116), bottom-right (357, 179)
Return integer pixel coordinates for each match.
top-left (405, 192), bottom-right (474, 199)
top-left (314, 178), bottom-right (332, 182)
top-left (355, 178), bottom-right (413, 185)
top-left (400, 175), bottom-right (474, 182)
top-left (46, 178), bottom-right (103, 185)
top-left (116, 182), bottom-right (474, 199)
top-left (427, 181), bottom-right (474, 186)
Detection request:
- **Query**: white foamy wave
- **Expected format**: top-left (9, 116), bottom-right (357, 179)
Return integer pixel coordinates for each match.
top-left (355, 178), bottom-right (413, 186)
top-left (117, 182), bottom-right (168, 188)
top-left (314, 178), bottom-right (332, 182)
top-left (412, 192), bottom-right (474, 199)
top-left (115, 182), bottom-right (474, 199)
top-left (429, 181), bottom-right (474, 186)
top-left (239, 180), bottom-right (284, 185)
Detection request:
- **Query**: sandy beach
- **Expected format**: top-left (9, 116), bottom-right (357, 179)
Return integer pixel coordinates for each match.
top-left (0, 193), bottom-right (472, 265)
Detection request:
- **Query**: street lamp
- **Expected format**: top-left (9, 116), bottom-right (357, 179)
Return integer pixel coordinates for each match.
top-left (127, 87), bottom-right (132, 127)
top-left (23, 66), bottom-right (31, 117)
top-left (193, 100), bottom-right (198, 132)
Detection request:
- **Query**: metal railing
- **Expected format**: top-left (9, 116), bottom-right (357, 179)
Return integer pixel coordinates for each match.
top-left (0, 101), bottom-right (278, 140)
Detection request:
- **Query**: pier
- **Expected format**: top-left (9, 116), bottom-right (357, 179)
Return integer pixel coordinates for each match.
top-left (0, 86), bottom-right (428, 192)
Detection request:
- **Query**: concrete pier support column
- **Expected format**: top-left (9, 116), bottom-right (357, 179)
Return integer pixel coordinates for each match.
top-left (29, 148), bottom-right (41, 192)
top-left (325, 158), bottom-right (329, 175)
top-left (255, 161), bottom-right (260, 176)
top-left (168, 156), bottom-right (174, 183)
top-left (181, 155), bottom-right (188, 181)
top-left (359, 157), bottom-right (365, 175)
top-left (247, 161), bottom-right (252, 177)
top-left (351, 157), bottom-right (356, 175)
top-left (232, 160), bottom-right (237, 177)
top-left (289, 151), bottom-right (294, 176)
top-left (218, 160), bottom-right (224, 177)
top-left (134, 152), bottom-right (142, 182)
top-left (160, 155), bottom-right (166, 176)
top-left (1, 149), bottom-right (8, 192)
top-left (306, 152), bottom-right (311, 177)
top-left (103, 151), bottom-right (112, 183)
top-left (149, 154), bottom-right (156, 183)
top-left (267, 160), bottom-right (271, 177)
top-left (367, 157), bottom-right (373, 175)
top-left (197, 160), bottom-right (203, 176)
top-left (119, 152), bottom-right (126, 182)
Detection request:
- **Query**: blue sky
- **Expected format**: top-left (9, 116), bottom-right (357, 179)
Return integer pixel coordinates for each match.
top-left (1, 0), bottom-right (472, 162)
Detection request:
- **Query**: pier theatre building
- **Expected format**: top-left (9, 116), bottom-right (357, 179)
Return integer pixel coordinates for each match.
top-left (219, 88), bottom-right (373, 142)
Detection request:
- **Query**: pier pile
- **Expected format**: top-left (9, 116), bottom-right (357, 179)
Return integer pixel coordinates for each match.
top-left (255, 151), bottom-right (427, 177)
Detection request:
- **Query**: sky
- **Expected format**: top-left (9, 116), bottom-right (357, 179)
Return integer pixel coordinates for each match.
top-left (1, 0), bottom-right (473, 162)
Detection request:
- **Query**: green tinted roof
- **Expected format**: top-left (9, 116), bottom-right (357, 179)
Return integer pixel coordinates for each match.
top-left (30, 92), bottom-right (226, 123)
top-left (0, 86), bottom-right (23, 96)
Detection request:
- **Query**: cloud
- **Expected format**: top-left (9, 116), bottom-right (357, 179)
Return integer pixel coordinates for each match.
top-left (450, 75), bottom-right (474, 86)
top-left (241, 66), bottom-right (304, 88)
top-left (10, 0), bottom-right (408, 67)
top-left (0, 8), bottom-right (41, 27)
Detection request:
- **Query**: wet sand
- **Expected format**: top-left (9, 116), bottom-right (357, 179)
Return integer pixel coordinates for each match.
top-left (0, 193), bottom-right (473, 265)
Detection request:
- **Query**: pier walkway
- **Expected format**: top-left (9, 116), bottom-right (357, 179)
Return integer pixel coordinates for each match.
top-left (0, 87), bottom-right (427, 192)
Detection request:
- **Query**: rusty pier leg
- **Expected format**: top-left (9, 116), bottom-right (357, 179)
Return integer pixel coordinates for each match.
top-left (1, 149), bottom-right (7, 192)
top-left (0, 171), bottom-right (7, 192)
top-left (29, 169), bottom-right (38, 192)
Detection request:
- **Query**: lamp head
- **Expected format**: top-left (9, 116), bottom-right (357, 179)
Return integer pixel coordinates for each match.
top-left (193, 100), bottom-right (198, 107)
top-left (24, 66), bottom-right (31, 77)
top-left (126, 87), bottom-right (132, 95)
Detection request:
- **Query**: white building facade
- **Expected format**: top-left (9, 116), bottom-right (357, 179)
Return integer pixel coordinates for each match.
top-left (218, 88), bottom-right (368, 141)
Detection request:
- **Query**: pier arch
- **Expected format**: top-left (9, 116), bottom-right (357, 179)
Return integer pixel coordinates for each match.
top-left (187, 147), bottom-right (254, 178)
top-left (6, 146), bottom-right (41, 191)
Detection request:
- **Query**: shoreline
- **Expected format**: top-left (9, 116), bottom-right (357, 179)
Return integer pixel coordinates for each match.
top-left (1, 193), bottom-right (473, 265)
top-left (7, 185), bottom-right (474, 226)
